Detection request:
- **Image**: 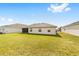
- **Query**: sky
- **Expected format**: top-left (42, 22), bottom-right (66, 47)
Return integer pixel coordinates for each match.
top-left (0, 3), bottom-right (79, 27)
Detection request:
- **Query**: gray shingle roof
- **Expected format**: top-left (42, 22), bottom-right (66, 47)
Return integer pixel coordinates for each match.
top-left (63, 21), bottom-right (79, 29)
top-left (0, 23), bottom-right (28, 28)
top-left (29, 23), bottom-right (57, 28)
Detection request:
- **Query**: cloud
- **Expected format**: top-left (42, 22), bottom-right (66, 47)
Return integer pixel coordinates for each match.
top-left (0, 17), bottom-right (5, 21)
top-left (0, 17), bottom-right (14, 22)
top-left (64, 7), bottom-right (71, 12)
top-left (0, 17), bottom-right (16, 25)
top-left (48, 3), bottom-right (71, 13)
top-left (1, 17), bottom-right (5, 21)
top-left (8, 18), bottom-right (14, 22)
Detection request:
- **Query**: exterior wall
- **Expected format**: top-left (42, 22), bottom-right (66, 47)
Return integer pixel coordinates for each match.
top-left (63, 29), bottom-right (79, 36)
top-left (0, 27), bottom-right (22, 33)
top-left (28, 28), bottom-right (56, 35)
top-left (0, 27), bottom-right (56, 35)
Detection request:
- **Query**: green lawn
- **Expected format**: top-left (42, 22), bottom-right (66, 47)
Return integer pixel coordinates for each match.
top-left (0, 33), bottom-right (79, 56)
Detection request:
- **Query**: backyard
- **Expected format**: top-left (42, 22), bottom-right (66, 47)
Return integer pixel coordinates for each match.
top-left (0, 33), bottom-right (79, 56)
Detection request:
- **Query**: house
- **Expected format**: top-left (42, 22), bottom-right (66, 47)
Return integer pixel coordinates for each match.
top-left (0, 23), bottom-right (28, 33)
top-left (62, 21), bottom-right (79, 36)
top-left (28, 23), bottom-right (57, 35)
top-left (0, 23), bottom-right (57, 35)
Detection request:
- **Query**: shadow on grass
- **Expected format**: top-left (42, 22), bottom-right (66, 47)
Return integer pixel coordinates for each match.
top-left (21, 33), bottom-right (61, 37)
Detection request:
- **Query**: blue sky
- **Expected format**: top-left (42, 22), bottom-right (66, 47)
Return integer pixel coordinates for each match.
top-left (0, 3), bottom-right (79, 27)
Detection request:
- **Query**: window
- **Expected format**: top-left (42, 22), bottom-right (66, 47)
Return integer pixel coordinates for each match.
top-left (48, 30), bottom-right (51, 32)
top-left (30, 28), bottom-right (32, 32)
top-left (39, 29), bottom-right (42, 32)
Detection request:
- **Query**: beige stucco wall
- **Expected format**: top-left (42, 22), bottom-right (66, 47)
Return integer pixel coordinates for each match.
top-left (0, 27), bottom-right (56, 35)
top-left (0, 27), bottom-right (22, 33)
top-left (63, 29), bottom-right (79, 36)
top-left (28, 28), bottom-right (56, 35)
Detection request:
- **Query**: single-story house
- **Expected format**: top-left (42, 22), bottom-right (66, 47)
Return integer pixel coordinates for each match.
top-left (28, 23), bottom-right (57, 35)
top-left (0, 23), bottom-right (28, 33)
top-left (0, 23), bottom-right (57, 35)
top-left (62, 21), bottom-right (79, 36)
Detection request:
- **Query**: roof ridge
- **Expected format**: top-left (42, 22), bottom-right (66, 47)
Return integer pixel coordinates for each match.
top-left (29, 23), bottom-right (57, 28)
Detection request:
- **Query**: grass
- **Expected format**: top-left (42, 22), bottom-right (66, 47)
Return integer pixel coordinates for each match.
top-left (0, 33), bottom-right (79, 56)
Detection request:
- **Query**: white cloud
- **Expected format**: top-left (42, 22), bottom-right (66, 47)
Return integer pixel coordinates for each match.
top-left (1, 17), bottom-right (5, 21)
top-left (8, 18), bottom-right (14, 22)
top-left (0, 17), bottom-right (5, 21)
top-left (65, 7), bottom-right (71, 12)
top-left (48, 3), bottom-right (71, 13)
top-left (0, 17), bottom-right (14, 22)
top-left (0, 17), bottom-right (16, 25)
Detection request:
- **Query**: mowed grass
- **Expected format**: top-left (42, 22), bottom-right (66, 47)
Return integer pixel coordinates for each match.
top-left (0, 33), bottom-right (79, 56)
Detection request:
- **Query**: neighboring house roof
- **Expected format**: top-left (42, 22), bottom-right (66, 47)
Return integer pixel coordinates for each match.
top-left (29, 23), bottom-right (57, 28)
top-left (63, 21), bottom-right (79, 29)
top-left (0, 23), bottom-right (28, 29)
